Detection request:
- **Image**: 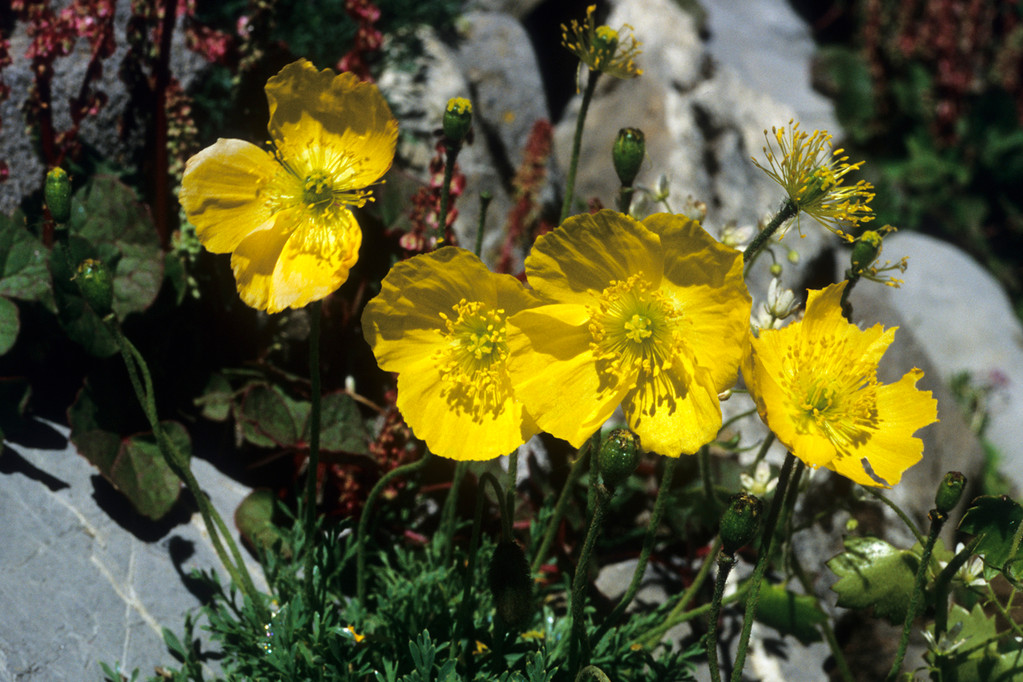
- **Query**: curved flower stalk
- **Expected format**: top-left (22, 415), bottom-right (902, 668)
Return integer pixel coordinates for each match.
top-left (743, 281), bottom-right (938, 487)
top-left (362, 247), bottom-right (540, 460)
top-left (508, 210), bottom-right (751, 457)
top-left (752, 120), bottom-right (874, 241)
top-left (180, 59), bottom-right (398, 313)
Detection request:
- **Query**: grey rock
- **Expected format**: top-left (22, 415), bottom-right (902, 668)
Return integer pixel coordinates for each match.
top-left (0, 422), bottom-right (261, 681)
top-left (843, 231), bottom-right (1023, 493)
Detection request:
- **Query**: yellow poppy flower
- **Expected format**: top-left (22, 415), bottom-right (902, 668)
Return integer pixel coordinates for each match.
top-left (507, 210), bottom-right (751, 457)
top-left (361, 247), bottom-right (540, 461)
top-left (743, 281), bottom-right (938, 487)
top-left (180, 59), bottom-right (398, 313)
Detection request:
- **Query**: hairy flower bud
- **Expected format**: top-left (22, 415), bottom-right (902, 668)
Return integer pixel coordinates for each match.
top-left (850, 230), bottom-right (883, 272)
top-left (720, 492), bottom-right (763, 556)
top-left (488, 540), bottom-right (533, 629)
top-left (442, 97), bottom-right (473, 145)
top-left (45, 167), bottom-right (72, 224)
top-left (598, 428), bottom-right (641, 489)
top-left (934, 471), bottom-right (966, 514)
top-left (74, 258), bottom-right (114, 318)
top-left (613, 127), bottom-right (645, 187)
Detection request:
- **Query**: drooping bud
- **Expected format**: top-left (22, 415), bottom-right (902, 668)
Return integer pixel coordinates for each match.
top-left (598, 428), bottom-right (641, 489)
top-left (612, 127), bottom-right (645, 187)
top-left (934, 471), bottom-right (966, 514)
top-left (850, 230), bottom-right (883, 272)
top-left (45, 167), bottom-right (72, 224)
top-left (74, 258), bottom-right (113, 318)
top-left (488, 540), bottom-right (533, 629)
top-left (442, 97), bottom-right (473, 146)
top-left (719, 492), bottom-right (763, 556)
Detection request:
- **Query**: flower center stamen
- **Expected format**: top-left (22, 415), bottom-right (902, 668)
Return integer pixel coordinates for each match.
top-left (434, 299), bottom-right (510, 419)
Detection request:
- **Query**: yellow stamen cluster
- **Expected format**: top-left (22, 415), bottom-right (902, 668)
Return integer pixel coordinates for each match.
top-left (562, 4), bottom-right (642, 82)
top-left (435, 299), bottom-right (511, 419)
top-left (588, 274), bottom-right (685, 389)
top-left (753, 120), bottom-right (875, 240)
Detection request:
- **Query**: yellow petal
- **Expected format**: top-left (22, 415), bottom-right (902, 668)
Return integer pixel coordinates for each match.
top-left (266, 59), bottom-right (398, 189)
top-left (507, 305), bottom-right (631, 447)
top-left (621, 361), bottom-right (722, 456)
top-left (179, 139), bottom-right (279, 253)
top-left (647, 213), bottom-right (751, 392)
top-left (229, 206), bottom-right (360, 312)
top-left (525, 210), bottom-right (663, 306)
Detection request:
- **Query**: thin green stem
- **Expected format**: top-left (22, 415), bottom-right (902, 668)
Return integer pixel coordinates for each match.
top-left (886, 508), bottom-right (947, 681)
top-left (707, 552), bottom-right (736, 682)
top-left (618, 185), bottom-right (634, 215)
top-left (440, 461), bottom-right (470, 566)
top-left (356, 452), bottom-right (433, 603)
top-left (437, 141), bottom-right (461, 240)
top-left (636, 574), bottom-right (748, 649)
top-left (743, 199), bottom-right (798, 274)
top-left (560, 69), bottom-right (600, 223)
top-left (505, 448), bottom-right (519, 531)
top-left (303, 299), bottom-right (322, 600)
top-left (480, 471), bottom-right (512, 542)
top-left (111, 322), bottom-right (264, 618)
top-left (475, 191), bottom-right (492, 258)
top-left (531, 441), bottom-right (592, 574)
top-left (933, 536), bottom-right (983, 641)
top-left (570, 482), bottom-right (610, 675)
top-left (862, 486), bottom-right (925, 545)
top-left (730, 453), bottom-right (803, 682)
top-left (840, 270), bottom-right (860, 320)
top-left (592, 457), bottom-right (679, 645)
top-left (699, 446), bottom-right (718, 515)
top-left (453, 480), bottom-right (487, 668)
top-left (750, 432), bottom-right (776, 468)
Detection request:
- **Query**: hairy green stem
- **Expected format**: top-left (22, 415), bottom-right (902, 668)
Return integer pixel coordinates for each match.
top-left (437, 141), bottom-right (461, 240)
top-left (791, 539), bottom-right (854, 682)
top-left (560, 69), bottom-right (600, 223)
top-left (356, 452), bottom-right (433, 603)
top-left (618, 185), bottom-right (634, 216)
top-left (743, 199), bottom-right (798, 273)
top-left (862, 486), bottom-right (925, 546)
top-left (886, 508), bottom-right (947, 681)
top-left (531, 441), bottom-right (592, 574)
top-left (592, 457), bottom-right (679, 645)
top-left (303, 300), bottom-right (322, 600)
top-left (440, 461), bottom-right (470, 567)
top-left (476, 191), bottom-right (492, 258)
top-left (480, 471), bottom-right (512, 542)
top-left (699, 446), bottom-right (719, 515)
top-left (112, 322), bottom-right (264, 618)
top-left (570, 482), bottom-right (611, 675)
top-left (453, 479), bottom-right (487, 670)
top-left (637, 572), bottom-right (747, 649)
top-left (707, 551), bottom-right (736, 682)
top-left (730, 452), bottom-right (803, 682)
top-left (933, 536), bottom-right (983, 642)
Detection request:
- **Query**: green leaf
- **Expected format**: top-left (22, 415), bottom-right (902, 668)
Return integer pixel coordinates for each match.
top-left (958, 495), bottom-right (1023, 571)
top-left (316, 391), bottom-right (369, 454)
top-left (827, 536), bottom-right (918, 624)
top-left (69, 378), bottom-right (188, 520)
top-left (239, 384), bottom-right (306, 448)
top-left (68, 175), bottom-right (164, 318)
top-left (755, 583), bottom-right (825, 645)
top-left (50, 236), bottom-right (118, 357)
top-left (196, 372), bottom-right (233, 422)
top-left (0, 296), bottom-right (18, 356)
top-left (0, 211), bottom-right (52, 305)
top-left (235, 488), bottom-right (290, 557)
top-left (927, 604), bottom-right (1023, 681)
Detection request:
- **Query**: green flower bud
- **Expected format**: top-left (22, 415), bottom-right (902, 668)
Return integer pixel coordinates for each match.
top-left (74, 258), bottom-right (113, 318)
top-left (488, 540), bottom-right (533, 629)
top-left (934, 471), bottom-right (966, 514)
top-left (45, 167), bottom-right (72, 224)
top-left (719, 492), bottom-right (763, 556)
top-left (612, 127), bottom-right (645, 187)
top-left (769, 262), bottom-right (783, 277)
top-left (598, 428), bottom-right (641, 489)
top-left (442, 97), bottom-right (473, 145)
top-left (851, 230), bottom-right (883, 272)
